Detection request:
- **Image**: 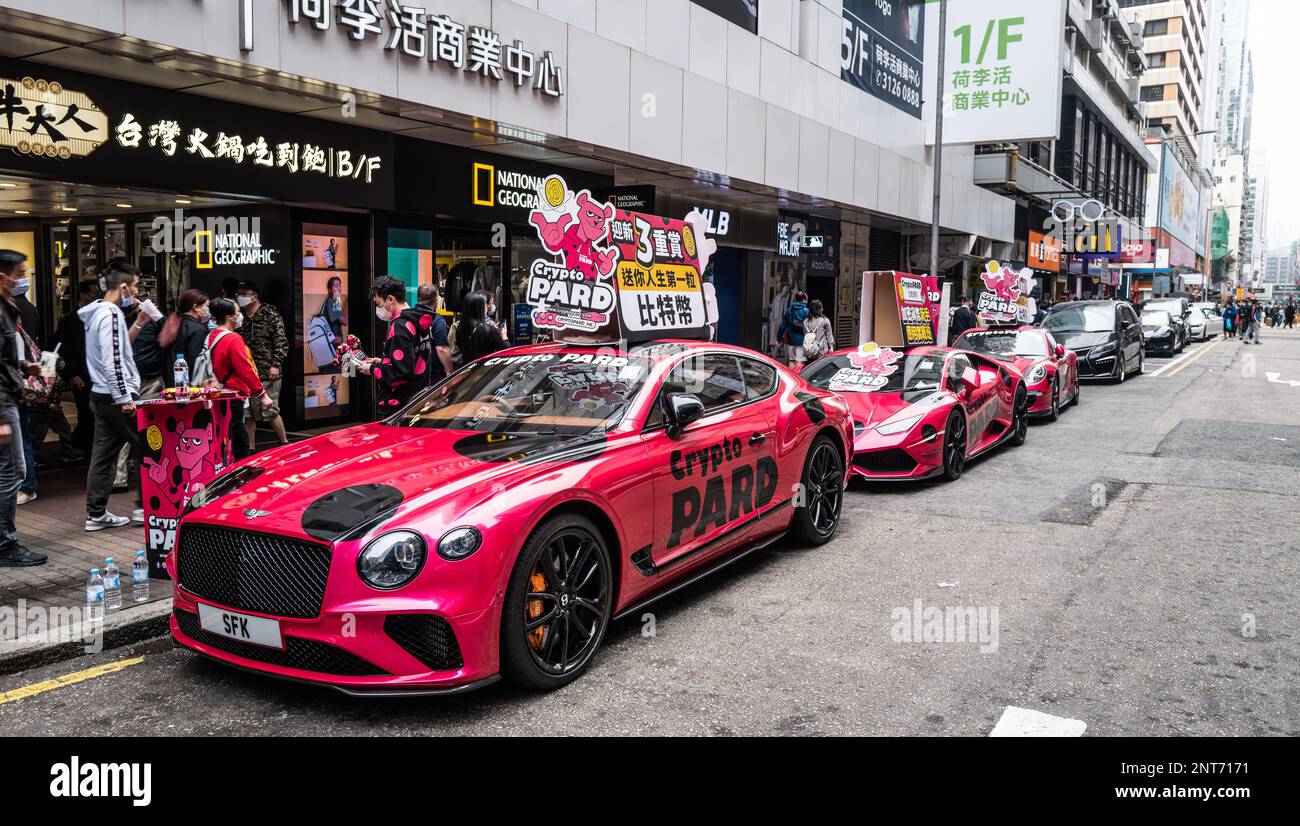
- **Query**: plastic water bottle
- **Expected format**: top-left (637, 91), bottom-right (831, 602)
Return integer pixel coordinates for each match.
top-left (173, 354), bottom-right (190, 390)
top-left (103, 558), bottom-right (122, 611)
top-left (86, 569), bottom-right (104, 624)
top-left (132, 551), bottom-right (150, 603)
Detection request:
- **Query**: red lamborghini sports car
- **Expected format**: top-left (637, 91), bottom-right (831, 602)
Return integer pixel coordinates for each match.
top-left (169, 341), bottom-right (852, 694)
top-left (952, 326), bottom-right (1080, 421)
top-left (801, 343), bottom-right (1029, 482)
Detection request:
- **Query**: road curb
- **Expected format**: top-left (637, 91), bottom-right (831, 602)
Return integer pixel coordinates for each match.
top-left (0, 598), bottom-right (173, 677)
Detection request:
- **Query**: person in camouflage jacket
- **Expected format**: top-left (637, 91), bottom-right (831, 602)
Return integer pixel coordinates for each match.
top-left (235, 280), bottom-right (289, 450)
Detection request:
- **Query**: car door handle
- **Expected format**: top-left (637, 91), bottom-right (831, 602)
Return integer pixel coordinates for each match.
top-left (749, 432), bottom-right (766, 445)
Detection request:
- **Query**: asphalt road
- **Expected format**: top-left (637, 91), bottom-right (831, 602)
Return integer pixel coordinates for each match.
top-left (3, 330), bottom-right (1297, 736)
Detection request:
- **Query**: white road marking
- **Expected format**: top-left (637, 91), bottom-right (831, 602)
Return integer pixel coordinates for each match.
top-left (1265, 372), bottom-right (1300, 388)
top-left (1146, 345), bottom-right (1202, 377)
top-left (989, 706), bottom-right (1087, 737)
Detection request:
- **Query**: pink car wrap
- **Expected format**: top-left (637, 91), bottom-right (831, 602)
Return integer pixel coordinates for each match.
top-left (169, 341), bottom-right (851, 695)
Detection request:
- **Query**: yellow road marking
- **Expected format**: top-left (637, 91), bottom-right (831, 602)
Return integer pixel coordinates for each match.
top-left (0, 657), bottom-right (143, 706)
top-left (1163, 339), bottom-right (1222, 378)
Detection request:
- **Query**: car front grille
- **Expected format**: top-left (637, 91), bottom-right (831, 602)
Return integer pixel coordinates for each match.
top-left (853, 448), bottom-right (918, 474)
top-left (174, 609), bottom-right (388, 677)
top-left (384, 614), bottom-right (464, 672)
top-left (177, 524), bottom-right (332, 619)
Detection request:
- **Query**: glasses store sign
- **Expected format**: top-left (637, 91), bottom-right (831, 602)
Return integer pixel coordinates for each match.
top-left (280, 0), bottom-right (564, 98)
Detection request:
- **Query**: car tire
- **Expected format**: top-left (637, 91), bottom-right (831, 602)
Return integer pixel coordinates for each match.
top-left (940, 409), bottom-right (967, 481)
top-left (1009, 386), bottom-right (1029, 447)
top-left (789, 434), bottom-right (844, 546)
top-left (500, 512), bottom-right (612, 691)
top-left (1045, 379), bottom-right (1059, 422)
top-left (1115, 355), bottom-right (1127, 384)
top-left (1071, 376), bottom-right (1081, 407)
top-left (1134, 351), bottom-right (1144, 376)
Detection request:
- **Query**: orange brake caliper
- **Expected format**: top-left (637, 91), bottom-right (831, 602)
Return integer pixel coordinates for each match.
top-left (526, 571), bottom-right (548, 650)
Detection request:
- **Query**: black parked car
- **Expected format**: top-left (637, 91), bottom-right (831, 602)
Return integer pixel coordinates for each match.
top-left (1140, 310), bottom-right (1179, 355)
top-left (1140, 298), bottom-right (1190, 352)
top-left (1042, 300), bottom-right (1144, 383)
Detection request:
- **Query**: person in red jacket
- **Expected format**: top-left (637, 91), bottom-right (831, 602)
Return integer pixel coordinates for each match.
top-left (204, 298), bottom-right (270, 459)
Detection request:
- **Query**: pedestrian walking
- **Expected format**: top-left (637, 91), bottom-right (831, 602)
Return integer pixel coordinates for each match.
top-left (951, 294), bottom-right (979, 342)
top-left (0, 250), bottom-right (45, 566)
top-left (1222, 301), bottom-right (1236, 340)
top-left (803, 300), bottom-right (835, 360)
top-left (416, 283), bottom-right (453, 384)
top-left (202, 298), bottom-right (272, 460)
top-left (453, 290), bottom-right (508, 367)
top-left (54, 278), bottom-right (100, 453)
top-left (158, 289), bottom-right (211, 373)
top-left (1246, 301), bottom-right (1262, 344)
top-left (778, 291), bottom-right (810, 368)
top-left (81, 259), bottom-right (149, 532)
top-left (235, 281), bottom-right (289, 453)
top-left (111, 296), bottom-right (167, 491)
top-left (1286, 301), bottom-right (1296, 329)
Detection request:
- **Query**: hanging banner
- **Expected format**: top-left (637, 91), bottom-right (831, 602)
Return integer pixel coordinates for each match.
top-left (975, 260), bottom-right (1036, 324)
top-left (894, 272), bottom-right (942, 346)
top-left (923, 0), bottom-right (1067, 145)
top-left (137, 396), bottom-right (237, 580)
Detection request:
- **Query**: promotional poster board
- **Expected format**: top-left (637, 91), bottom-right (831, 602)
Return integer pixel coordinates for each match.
top-left (858, 271), bottom-right (943, 348)
top-left (975, 260), bottom-right (1036, 325)
top-left (525, 174), bottom-right (716, 344)
top-left (137, 397), bottom-right (236, 579)
top-left (826, 343), bottom-right (906, 393)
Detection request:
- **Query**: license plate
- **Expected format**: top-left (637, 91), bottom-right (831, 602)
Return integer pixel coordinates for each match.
top-left (197, 603), bottom-right (283, 649)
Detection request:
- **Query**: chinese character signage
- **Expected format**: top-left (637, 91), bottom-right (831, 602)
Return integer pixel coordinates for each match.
top-left (841, 0), bottom-right (925, 118)
top-left (282, 0), bottom-right (563, 98)
top-left (894, 273), bottom-right (941, 346)
top-left (0, 57), bottom-right (394, 210)
top-left (0, 75), bottom-right (108, 159)
top-left (923, 0), bottom-right (1067, 145)
top-left (976, 260), bottom-right (1036, 324)
top-left (610, 209), bottom-right (713, 343)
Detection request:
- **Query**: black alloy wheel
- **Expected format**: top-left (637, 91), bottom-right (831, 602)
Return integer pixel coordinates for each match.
top-left (790, 435), bottom-right (844, 545)
top-left (1009, 386), bottom-right (1029, 446)
top-left (1046, 379), bottom-right (1060, 422)
top-left (941, 409), bottom-right (967, 481)
top-left (501, 513), bottom-right (611, 690)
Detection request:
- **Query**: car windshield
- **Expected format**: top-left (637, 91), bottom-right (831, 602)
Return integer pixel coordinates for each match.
top-left (1143, 311), bottom-right (1172, 326)
top-left (803, 352), bottom-right (945, 393)
top-left (1043, 305), bottom-right (1115, 334)
top-left (956, 330), bottom-right (1048, 358)
top-left (1147, 301), bottom-right (1184, 316)
top-left (390, 352), bottom-right (652, 434)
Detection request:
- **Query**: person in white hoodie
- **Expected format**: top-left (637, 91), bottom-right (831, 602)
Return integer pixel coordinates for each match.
top-left (81, 259), bottom-right (151, 531)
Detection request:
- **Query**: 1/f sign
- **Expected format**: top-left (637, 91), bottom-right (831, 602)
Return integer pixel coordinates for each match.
top-left (953, 16), bottom-right (1024, 65)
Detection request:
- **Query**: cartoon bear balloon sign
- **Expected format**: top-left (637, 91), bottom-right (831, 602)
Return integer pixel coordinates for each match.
top-left (526, 174), bottom-right (718, 343)
top-left (976, 260), bottom-right (1037, 325)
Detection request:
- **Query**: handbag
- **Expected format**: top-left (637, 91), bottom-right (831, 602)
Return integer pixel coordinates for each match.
top-left (17, 322), bottom-right (61, 407)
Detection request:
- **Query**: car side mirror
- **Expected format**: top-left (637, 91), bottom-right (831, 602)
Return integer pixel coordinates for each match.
top-left (664, 393), bottom-right (705, 438)
top-left (1055, 344), bottom-right (1066, 358)
top-left (960, 367), bottom-right (979, 395)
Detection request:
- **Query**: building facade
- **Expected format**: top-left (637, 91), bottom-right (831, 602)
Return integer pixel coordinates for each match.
top-left (0, 0), bottom-right (1015, 428)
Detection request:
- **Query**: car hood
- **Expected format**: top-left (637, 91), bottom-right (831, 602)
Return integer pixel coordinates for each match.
top-left (1052, 330), bottom-right (1113, 351)
top-left (843, 389), bottom-right (946, 430)
top-left (187, 423), bottom-right (614, 541)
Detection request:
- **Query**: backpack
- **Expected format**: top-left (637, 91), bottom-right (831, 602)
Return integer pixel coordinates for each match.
top-left (192, 330), bottom-right (232, 386)
top-left (790, 304), bottom-right (807, 336)
top-left (306, 314), bottom-right (336, 369)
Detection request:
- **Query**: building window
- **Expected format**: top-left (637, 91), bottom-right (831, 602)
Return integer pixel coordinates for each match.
top-left (1148, 52), bottom-right (1166, 68)
top-left (1141, 85), bottom-right (1165, 102)
top-left (1143, 19), bottom-right (1169, 37)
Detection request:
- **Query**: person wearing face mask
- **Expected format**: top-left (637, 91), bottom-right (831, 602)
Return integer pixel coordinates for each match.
top-left (203, 298), bottom-right (270, 460)
top-left (234, 281), bottom-right (289, 452)
top-left (485, 293), bottom-right (509, 343)
top-left (79, 258), bottom-right (147, 532)
top-left (360, 275), bottom-right (439, 411)
top-left (158, 289), bottom-right (211, 374)
top-left (0, 250), bottom-right (45, 565)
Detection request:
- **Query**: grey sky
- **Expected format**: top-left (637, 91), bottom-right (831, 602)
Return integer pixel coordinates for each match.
top-left (1250, 0), bottom-right (1297, 248)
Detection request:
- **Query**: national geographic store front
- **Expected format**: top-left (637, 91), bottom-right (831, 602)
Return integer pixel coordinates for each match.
top-left (0, 57), bottom-right (613, 433)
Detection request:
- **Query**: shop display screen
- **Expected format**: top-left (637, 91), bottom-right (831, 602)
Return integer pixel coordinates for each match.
top-left (301, 223), bottom-right (350, 420)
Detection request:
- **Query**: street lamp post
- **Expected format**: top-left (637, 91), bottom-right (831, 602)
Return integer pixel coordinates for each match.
top-left (930, 0), bottom-right (948, 285)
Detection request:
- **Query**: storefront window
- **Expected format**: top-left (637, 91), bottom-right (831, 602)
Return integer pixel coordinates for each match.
top-left (437, 223), bottom-right (504, 321)
top-left (301, 222), bottom-right (351, 421)
top-left (49, 225), bottom-right (72, 328)
top-left (387, 227), bottom-right (433, 306)
top-left (509, 232), bottom-right (544, 343)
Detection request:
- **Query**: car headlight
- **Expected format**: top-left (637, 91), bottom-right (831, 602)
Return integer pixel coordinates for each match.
top-left (437, 527), bottom-right (482, 561)
top-left (185, 465), bottom-right (265, 514)
top-left (876, 414), bottom-right (922, 436)
top-left (1027, 364), bottom-right (1047, 383)
top-left (1091, 341), bottom-right (1117, 356)
top-left (357, 530), bottom-right (427, 590)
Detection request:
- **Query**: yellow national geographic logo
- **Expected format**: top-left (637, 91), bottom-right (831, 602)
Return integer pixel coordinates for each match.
top-left (146, 425), bottom-right (163, 452)
top-left (195, 230), bottom-right (213, 269)
top-left (472, 162), bottom-right (494, 207)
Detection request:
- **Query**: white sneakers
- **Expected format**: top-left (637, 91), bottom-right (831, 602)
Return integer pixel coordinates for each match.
top-left (132, 509), bottom-right (145, 524)
top-left (15, 491), bottom-right (36, 505)
top-left (85, 512), bottom-right (131, 532)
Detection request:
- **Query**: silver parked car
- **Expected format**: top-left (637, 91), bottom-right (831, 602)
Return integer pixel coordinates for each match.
top-left (1190, 303), bottom-right (1224, 340)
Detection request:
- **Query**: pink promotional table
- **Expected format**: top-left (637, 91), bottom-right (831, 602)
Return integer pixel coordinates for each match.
top-left (136, 392), bottom-right (242, 579)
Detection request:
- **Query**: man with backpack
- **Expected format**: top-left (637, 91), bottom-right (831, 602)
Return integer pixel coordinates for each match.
top-left (779, 291), bottom-right (810, 369)
top-left (235, 281), bottom-right (288, 453)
